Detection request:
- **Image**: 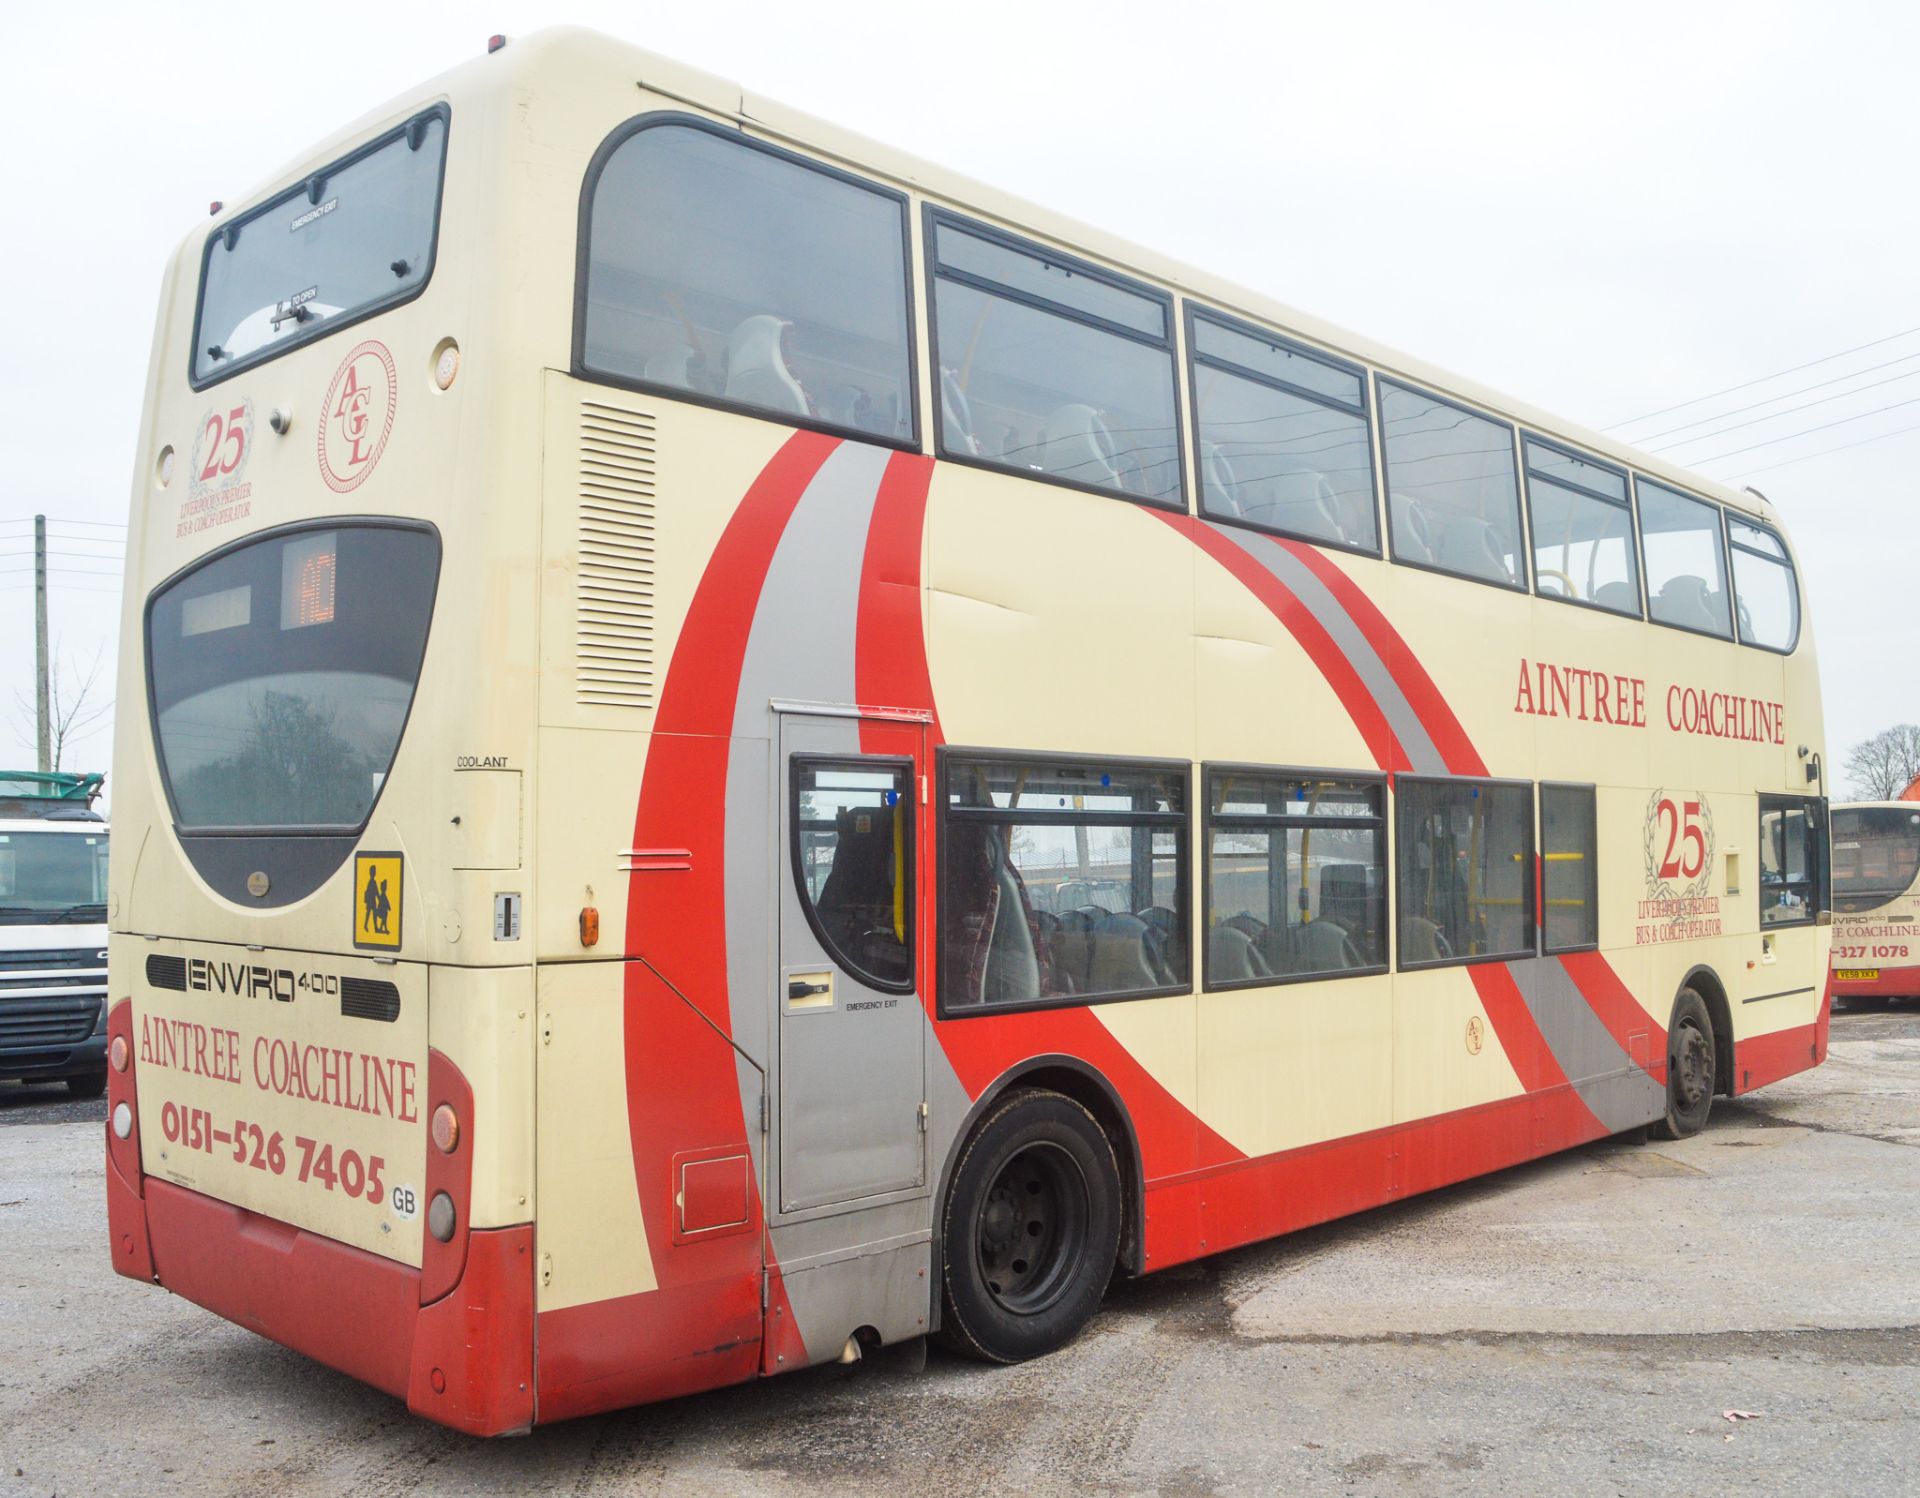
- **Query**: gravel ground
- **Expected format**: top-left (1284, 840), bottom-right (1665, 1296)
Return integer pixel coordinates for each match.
top-left (2, 1000), bottom-right (1916, 1496)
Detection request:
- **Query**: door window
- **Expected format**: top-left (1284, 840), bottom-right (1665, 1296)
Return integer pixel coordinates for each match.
top-left (790, 758), bottom-right (914, 990)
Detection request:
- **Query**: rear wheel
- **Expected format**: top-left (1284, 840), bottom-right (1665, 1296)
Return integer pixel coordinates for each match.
top-left (1651, 989), bottom-right (1716, 1140)
top-left (939, 1089), bottom-right (1121, 1363)
top-left (66, 1069), bottom-right (107, 1099)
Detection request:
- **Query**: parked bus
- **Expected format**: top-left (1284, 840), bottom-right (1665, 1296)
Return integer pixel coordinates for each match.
top-left (1830, 802), bottom-right (1920, 1001)
top-left (106, 29), bottom-right (1832, 1435)
top-left (0, 773), bottom-right (109, 1096)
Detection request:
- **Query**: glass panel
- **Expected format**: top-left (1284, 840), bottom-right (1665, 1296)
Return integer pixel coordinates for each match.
top-left (1380, 383), bottom-right (1525, 587)
top-left (1193, 318), bottom-right (1363, 408)
top-left (147, 525), bottom-right (440, 831)
top-left (1396, 780), bottom-right (1533, 962)
top-left (196, 114), bottom-right (445, 382)
top-left (1541, 785), bottom-right (1598, 951)
top-left (1638, 480), bottom-right (1733, 637)
top-left (936, 223), bottom-right (1165, 339)
top-left (943, 759), bottom-right (1187, 1009)
top-left (583, 125), bottom-right (913, 441)
top-left (1832, 805), bottom-right (1920, 912)
top-left (935, 279), bottom-right (1181, 501)
top-left (0, 832), bottom-right (110, 924)
top-left (1194, 362), bottom-right (1377, 549)
top-left (1728, 521), bottom-right (1798, 650)
top-left (793, 761), bottom-right (912, 989)
top-left (1760, 799), bottom-right (1817, 925)
top-left (1524, 441), bottom-right (1627, 503)
top-left (1527, 477), bottom-right (1640, 614)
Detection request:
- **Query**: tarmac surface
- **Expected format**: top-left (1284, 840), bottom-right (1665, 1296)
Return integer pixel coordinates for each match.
top-left (3, 998), bottom-right (1916, 1496)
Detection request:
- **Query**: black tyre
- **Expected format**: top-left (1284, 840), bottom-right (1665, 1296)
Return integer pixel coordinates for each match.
top-left (1651, 989), bottom-right (1716, 1140)
top-left (66, 1069), bottom-right (107, 1100)
top-left (939, 1089), bottom-right (1122, 1364)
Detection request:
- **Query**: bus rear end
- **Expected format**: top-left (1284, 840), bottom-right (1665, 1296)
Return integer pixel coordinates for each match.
top-left (105, 55), bottom-right (538, 1436)
top-left (1830, 802), bottom-right (1920, 1002)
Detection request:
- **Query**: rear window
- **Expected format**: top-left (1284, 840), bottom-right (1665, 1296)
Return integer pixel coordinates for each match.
top-left (147, 523), bottom-right (440, 831)
top-left (192, 109), bottom-right (447, 386)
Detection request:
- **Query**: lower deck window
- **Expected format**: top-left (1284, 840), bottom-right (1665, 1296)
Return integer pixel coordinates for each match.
top-left (1396, 778), bottom-right (1535, 966)
top-left (1540, 783), bottom-right (1598, 952)
top-left (1205, 770), bottom-right (1386, 986)
top-left (941, 755), bottom-right (1187, 1012)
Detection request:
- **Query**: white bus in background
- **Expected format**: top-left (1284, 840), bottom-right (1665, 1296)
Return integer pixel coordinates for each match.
top-left (1831, 800), bottom-right (1920, 1002)
top-left (0, 773), bottom-right (109, 1097)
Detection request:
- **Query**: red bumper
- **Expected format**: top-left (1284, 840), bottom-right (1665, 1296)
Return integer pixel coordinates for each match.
top-left (1833, 962), bottom-right (1920, 1000)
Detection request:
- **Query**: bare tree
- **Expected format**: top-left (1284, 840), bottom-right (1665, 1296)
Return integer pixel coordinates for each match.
top-left (1843, 723), bottom-right (1920, 800)
top-left (11, 640), bottom-right (112, 773)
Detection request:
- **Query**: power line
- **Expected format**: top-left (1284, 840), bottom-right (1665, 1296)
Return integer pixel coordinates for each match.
top-left (1648, 365), bottom-right (1920, 454)
top-left (0, 517), bottom-right (125, 529)
top-left (1726, 417), bottom-right (1920, 480)
top-left (1692, 393), bottom-right (1920, 464)
top-left (1606, 323), bottom-right (1920, 431)
top-left (1629, 347), bottom-right (1920, 445)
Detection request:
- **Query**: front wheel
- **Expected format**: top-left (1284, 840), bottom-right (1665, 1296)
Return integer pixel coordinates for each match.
top-left (939, 1089), bottom-right (1121, 1364)
top-left (1651, 989), bottom-right (1716, 1140)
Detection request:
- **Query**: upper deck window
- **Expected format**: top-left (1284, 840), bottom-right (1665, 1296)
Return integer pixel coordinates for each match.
top-left (580, 121), bottom-right (915, 445)
top-left (1638, 479), bottom-right (1733, 639)
top-left (1190, 311), bottom-right (1379, 554)
top-left (193, 109), bottom-right (447, 387)
top-left (1524, 438), bottom-right (1640, 617)
top-left (1727, 515), bottom-right (1800, 652)
top-left (1379, 382), bottom-right (1526, 590)
top-left (928, 214), bottom-right (1182, 506)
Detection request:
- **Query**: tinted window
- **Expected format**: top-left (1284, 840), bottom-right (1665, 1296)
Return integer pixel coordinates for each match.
top-left (1396, 779), bottom-right (1534, 965)
top-left (1380, 382), bottom-right (1525, 588)
top-left (195, 111), bottom-right (446, 384)
top-left (942, 757), bottom-right (1187, 1011)
top-left (1728, 516), bottom-right (1799, 651)
top-left (1206, 771), bottom-right (1386, 985)
top-left (1759, 795), bottom-right (1823, 926)
top-left (1540, 784), bottom-right (1598, 952)
top-left (147, 525), bottom-right (440, 831)
top-left (1832, 805), bottom-right (1920, 913)
top-left (1525, 439), bottom-right (1640, 616)
top-left (1191, 312), bottom-right (1378, 552)
top-left (0, 832), bottom-right (109, 922)
top-left (931, 218), bottom-right (1181, 504)
top-left (582, 124), bottom-right (914, 442)
top-left (792, 759), bottom-right (913, 990)
top-left (1638, 480), bottom-right (1732, 638)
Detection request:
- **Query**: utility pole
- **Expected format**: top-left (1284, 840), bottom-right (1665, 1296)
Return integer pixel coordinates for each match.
top-left (34, 513), bottom-right (49, 772)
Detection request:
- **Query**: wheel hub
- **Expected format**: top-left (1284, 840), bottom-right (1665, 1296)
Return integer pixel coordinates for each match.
top-left (973, 1141), bottom-right (1088, 1316)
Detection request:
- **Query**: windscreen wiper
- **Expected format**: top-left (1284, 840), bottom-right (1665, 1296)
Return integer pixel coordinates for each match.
top-left (51, 904), bottom-right (107, 924)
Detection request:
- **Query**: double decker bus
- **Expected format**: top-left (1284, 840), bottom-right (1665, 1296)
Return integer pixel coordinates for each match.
top-left (106, 29), bottom-right (1832, 1435)
top-left (1831, 800), bottom-right (1920, 1001)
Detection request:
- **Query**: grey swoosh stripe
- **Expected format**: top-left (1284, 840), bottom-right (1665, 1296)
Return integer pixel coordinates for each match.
top-left (1506, 957), bottom-right (1662, 1134)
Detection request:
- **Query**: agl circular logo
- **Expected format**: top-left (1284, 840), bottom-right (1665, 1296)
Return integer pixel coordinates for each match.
top-left (318, 340), bottom-right (397, 493)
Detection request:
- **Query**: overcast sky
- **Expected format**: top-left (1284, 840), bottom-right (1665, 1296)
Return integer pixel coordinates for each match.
top-left (3, 0), bottom-right (1914, 794)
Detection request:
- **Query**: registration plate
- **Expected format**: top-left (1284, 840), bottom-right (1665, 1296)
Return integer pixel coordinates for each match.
top-left (1836, 969), bottom-right (1879, 982)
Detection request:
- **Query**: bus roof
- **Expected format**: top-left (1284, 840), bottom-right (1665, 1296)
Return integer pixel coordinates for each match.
top-left (199, 26), bottom-right (1783, 530)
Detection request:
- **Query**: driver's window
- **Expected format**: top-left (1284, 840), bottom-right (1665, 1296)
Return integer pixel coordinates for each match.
top-left (927, 213), bottom-right (1182, 507)
top-left (791, 758), bottom-right (914, 992)
top-left (1205, 769), bottom-right (1387, 989)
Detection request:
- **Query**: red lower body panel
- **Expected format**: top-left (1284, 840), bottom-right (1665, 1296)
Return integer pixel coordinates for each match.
top-left (1833, 963), bottom-right (1920, 1001)
top-left (134, 1181), bottom-right (534, 1436)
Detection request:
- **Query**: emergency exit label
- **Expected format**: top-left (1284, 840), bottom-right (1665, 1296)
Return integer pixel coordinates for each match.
top-left (353, 852), bottom-right (404, 951)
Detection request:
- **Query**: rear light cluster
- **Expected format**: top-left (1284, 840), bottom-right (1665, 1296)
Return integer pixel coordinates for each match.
top-left (428, 1101), bottom-right (460, 1242)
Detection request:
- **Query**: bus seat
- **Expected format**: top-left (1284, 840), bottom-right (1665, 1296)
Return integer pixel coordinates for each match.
top-left (1207, 925), bottom-right (1270, 984)
top-left (1284, 918), bottom-right (1357, 974)
top-left (725, 314), bottom-right (809, 417)
top-left (814, 807), bottom-right (895, 955)
top-left (1086, 911), bottom-right (1161, 993)
top-left (1239, 465), bottom-right (1346, 545)
top-left (1438, 516), bottom-right (1512, 584)
top-left (1655, 575), bottom-right (1722, 633)
top-left (1038, 404), bottom-right (1120, 488)
top-left (1199, 441), bottom-right (1242, 516)
top-left (1594, 581), bottom-right (1638, 613)
top-left (1400, 916), bottom-right (1449, 964)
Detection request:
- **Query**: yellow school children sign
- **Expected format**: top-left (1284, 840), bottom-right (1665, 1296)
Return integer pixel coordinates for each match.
top-left (353, 852), bottom-right (403, 950)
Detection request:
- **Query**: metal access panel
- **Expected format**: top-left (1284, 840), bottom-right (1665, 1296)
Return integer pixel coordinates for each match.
top-left (775, 711), bottom-right (927, 1215)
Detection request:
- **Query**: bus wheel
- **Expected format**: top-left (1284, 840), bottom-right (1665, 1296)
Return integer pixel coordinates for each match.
top-left (1652, 989), bottom-right (1716, 1140)
top-left (939, 1089), bottom-right (1121, 1364)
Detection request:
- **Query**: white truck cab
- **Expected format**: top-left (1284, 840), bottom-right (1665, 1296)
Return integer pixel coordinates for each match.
top-left (0, 773), bottom-right (110, 1097)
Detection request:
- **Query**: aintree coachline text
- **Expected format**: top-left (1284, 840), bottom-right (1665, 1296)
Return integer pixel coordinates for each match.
top-left (138, 1014), bottom-right (418, 1123)
top-left (1513, 659), bottom-right (1784, 743)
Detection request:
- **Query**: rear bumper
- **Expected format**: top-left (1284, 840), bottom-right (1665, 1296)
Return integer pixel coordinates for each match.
top-left (1833, 963), bottom-right (1920, 1000)
top-left (0, 1032), bottom-right (104, 1082)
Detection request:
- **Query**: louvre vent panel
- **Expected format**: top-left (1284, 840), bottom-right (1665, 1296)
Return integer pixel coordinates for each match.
top-left (575, 401), bottom-right (656, 707)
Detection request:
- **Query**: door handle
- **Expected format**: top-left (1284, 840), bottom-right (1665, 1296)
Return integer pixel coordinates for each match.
top-left (788, 979), bottom-right (830, 1001)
